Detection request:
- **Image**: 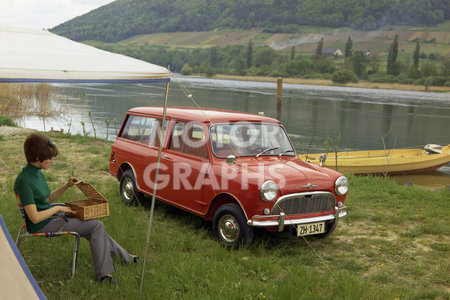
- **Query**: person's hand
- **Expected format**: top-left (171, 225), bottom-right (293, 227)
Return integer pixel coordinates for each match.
top-left (66, 177), bottom-right (80, 188)
top-left (59, 205), bottom-right (75, 215)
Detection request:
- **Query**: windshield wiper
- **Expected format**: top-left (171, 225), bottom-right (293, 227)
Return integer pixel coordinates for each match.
top-left (278, 149), bottom-right (294, 157)
top-left (256, 147), bottom-right (279, 158)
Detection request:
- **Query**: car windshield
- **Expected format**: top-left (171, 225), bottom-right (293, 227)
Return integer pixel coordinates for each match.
top-left (210, 123), bottom-right (295, 158)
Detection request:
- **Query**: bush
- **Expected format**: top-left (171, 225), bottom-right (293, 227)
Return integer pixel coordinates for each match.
top-left (429, 76), bottom-right (446, 86)
top-left (0, 116), bottom-right (16, 127)
top-left (414, 76), bottom-right (448, 86)
top-left (197, 63), bottom-right (216, 77)
top-left (369, 74), bottom-right (399, 83)
top-left (314, 58), bottom-right (336, 74)
top-left (331, 70), bottom-right (359, 84)
top-left (255, 65), bottom-right (272, 76)
top-left (284, 59), bottom-right (312, 77)
top-left (399, 78), bottom-right (415, 84)
top-left (263, 24), bottom-right (299, 33)
top-left (311, 73), bottom-right (331, 80)
top-left (384, 74), bottom-right (399, 83)
top-left (180, 64), bottom-right (193, 75)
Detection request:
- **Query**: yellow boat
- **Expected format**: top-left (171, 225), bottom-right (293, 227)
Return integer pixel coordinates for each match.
top-left (299, 144), bottom-right (450, 175)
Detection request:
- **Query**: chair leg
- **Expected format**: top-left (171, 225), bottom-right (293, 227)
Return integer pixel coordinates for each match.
top-left (71, 233), bottom-right (80, 280)
top-left (16, 226), bottom-right (25, 248)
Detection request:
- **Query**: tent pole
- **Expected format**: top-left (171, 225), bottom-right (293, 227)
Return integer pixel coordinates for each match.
top-left (139, 80), bottom-right (170, 299)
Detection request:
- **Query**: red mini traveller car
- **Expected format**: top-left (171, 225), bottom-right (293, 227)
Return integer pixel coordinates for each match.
top-left (109, 107), bottom-right (348, 247)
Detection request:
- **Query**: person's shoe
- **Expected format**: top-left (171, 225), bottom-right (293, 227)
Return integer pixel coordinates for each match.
top-left (130, 254), bottom-right (142, 264)
top-left (100, 275), bottom-right (118, 285)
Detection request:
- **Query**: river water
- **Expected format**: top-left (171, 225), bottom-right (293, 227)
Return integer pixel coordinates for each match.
top-left (18, 75), bottom-right (450, 188)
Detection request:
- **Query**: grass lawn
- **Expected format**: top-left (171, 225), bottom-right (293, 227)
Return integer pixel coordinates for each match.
top-left (0, 128), bottom-right (448, 299)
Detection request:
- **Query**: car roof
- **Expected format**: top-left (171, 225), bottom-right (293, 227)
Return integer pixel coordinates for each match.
top-left (128, 106), bottom-right (281, 124)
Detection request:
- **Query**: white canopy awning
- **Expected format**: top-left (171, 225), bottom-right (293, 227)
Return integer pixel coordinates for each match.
top-left (0, 27), bottom-right (170, 83)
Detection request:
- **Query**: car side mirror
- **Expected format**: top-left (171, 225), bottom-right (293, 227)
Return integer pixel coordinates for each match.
top-left (226, 155), bottom-right (239, 170)
top-left (319, 154), bottom-right (327, 166)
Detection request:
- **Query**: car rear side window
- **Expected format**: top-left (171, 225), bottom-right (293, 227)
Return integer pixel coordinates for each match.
top-left (120, 115), bottom-right (165, 147)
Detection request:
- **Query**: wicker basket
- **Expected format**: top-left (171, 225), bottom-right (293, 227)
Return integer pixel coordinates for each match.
top-left (66, 181), bottom-right (109, 220)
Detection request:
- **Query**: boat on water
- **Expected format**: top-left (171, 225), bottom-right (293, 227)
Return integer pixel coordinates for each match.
top-left (298, 144), bottom-right (450, 175)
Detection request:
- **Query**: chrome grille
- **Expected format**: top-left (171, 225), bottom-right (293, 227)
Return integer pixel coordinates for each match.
top-left (271, 192), bottom-right (335, 215)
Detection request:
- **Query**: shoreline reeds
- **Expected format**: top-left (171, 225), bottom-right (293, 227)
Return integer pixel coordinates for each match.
top-left (0, 83), bottom-right (68, 131)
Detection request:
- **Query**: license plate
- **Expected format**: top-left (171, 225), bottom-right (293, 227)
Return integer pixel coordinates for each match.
top-left (296, 222), bottom-right (325, 236)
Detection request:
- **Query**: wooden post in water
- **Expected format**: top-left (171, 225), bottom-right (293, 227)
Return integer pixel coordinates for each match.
top-left (277, 78), bottom-right (283, 121)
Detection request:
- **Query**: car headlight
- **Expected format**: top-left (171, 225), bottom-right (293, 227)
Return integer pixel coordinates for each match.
top-left (260, 180), bottom-right (278, 202)
top-left (335, 176), bottom-right (349, 196)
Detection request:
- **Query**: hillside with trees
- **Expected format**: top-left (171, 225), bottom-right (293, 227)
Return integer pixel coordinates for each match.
top-left (52, 1), bottom-right (450, 89)
top-left (81, 22), bottom-right (450, 89)
top-left (52, 0), bottom-right (449, 43)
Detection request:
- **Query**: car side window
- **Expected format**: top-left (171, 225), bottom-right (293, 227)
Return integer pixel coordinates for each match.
top-left (169, 122), bottom-right (185, 151)
top-left (169, 122), bottom-right (208, 159)
top-left (120, 115), bottom-right (164, 147)
top-left (184, 124), bottom-right (208, 159)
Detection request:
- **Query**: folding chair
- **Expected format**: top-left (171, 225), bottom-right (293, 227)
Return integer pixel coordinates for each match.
top-left (15, 194), bottom-right (80, 280)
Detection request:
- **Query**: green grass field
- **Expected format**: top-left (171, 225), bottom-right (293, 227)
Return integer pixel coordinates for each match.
top-left (0, 129), bottom-right (448, 299)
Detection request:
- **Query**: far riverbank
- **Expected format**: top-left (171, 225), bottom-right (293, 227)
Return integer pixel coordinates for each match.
top-left (213, 74), bottom-right (450, 93)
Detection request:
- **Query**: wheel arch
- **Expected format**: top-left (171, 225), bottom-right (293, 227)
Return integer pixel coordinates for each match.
top-left (205, 193), bottom-right (246, 221)
top-left (117, 162), bottom-right (133, 182)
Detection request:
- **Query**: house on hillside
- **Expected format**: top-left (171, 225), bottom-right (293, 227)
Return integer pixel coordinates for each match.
top-left (313, 48), bottom-right (343, 58)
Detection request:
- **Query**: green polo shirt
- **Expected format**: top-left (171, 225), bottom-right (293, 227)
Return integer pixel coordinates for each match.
top-left (14, 164), bottom-right (52, 233)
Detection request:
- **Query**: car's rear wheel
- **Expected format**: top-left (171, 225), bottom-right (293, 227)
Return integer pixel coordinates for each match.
top-left (213, 203), bottom-right (254, 248)
top-left (120, 170), bottom-right (144, 206)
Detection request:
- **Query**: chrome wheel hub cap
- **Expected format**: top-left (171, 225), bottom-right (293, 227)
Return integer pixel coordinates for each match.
top-left (123, 178), bottom-right (134, 201)
top-left (218, 214), bottom-right (240, 243)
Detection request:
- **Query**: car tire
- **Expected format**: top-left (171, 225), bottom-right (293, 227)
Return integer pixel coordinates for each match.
top-left (119, 170), bottom-right (144, 206)
top-left (213, 203), bottom-right (254, 248)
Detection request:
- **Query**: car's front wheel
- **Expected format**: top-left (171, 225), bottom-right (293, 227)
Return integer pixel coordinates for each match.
top-left (119, 170), bottom-right (144, 206)
top-left (213, 203), bottom-right (254, 248)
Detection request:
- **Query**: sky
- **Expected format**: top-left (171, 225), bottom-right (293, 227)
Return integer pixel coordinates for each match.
top-left (0, 0), bottom-right (115, 29)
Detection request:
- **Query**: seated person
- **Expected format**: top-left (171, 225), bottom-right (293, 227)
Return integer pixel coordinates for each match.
top-left (14, 133), bottom-right (139, 284)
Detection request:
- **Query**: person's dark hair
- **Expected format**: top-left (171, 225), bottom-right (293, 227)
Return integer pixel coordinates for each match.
top-left (23, 133), bottom-right (59, 163)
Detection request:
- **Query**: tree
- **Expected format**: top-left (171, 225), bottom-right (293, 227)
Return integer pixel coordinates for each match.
top-left (314, 57), bottom-right (335, 74)
top-left (210, 46), bottom-right (218, 67)
top-left (290, 46), bottom-right (295, 61)
top-left (441, 58), bottom-right (450, 77)
top-left (351, 51), bottom-right (368, 77)
top-left (254, 46), bottom-right (279, 67)
top-left (314, 37), bottom-right (324, 60)
top-left (421, 62), bottom-right (437, 77)
top-left (246, 40), bottom-right (253, 68)
top-left (413, 40), bottom-right (420, 70)
top-left (235, 58), bottom-right (247, 75)
top-left (344, 36), bottom-right (353, 58)
top-left (387, 35), bottom-right (399, 75)
top-left (180, 64), bottom-right (193, 75)
top-left (284, 58), bottom-right (312, 76)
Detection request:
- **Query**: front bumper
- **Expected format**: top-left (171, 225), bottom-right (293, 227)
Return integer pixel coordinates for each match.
top-left (247, 206), bottom-right (347, 232)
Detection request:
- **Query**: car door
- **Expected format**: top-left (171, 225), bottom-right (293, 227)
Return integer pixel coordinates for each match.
top-left (159, 121), bottom-right (211, 215)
